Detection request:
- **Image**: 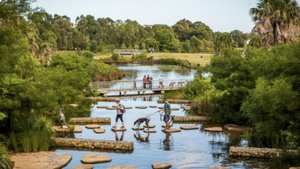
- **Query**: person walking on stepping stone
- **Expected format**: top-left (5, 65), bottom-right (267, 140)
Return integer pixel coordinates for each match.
top-left (113, 98), bottom-right (126, 129)
top-left (159, 98), bottom-right (171, 129)
top-left (58, 107), bottom-right (67, 128)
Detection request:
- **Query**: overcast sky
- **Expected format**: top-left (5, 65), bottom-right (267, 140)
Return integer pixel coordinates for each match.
top-left (33, 0), bottom-right (300, 33)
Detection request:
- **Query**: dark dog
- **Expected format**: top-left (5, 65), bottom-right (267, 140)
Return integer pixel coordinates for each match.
top-left (133, 117), bottom-right (150, 128)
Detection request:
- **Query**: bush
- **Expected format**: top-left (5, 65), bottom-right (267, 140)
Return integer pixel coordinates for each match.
top-left (81, 50), bottom-right (94, 59)
top-left (111, 53), bottom-right (123, 60)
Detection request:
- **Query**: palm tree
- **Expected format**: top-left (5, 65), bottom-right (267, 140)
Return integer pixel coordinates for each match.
top-left (250, 0), bottom-right (300, 45)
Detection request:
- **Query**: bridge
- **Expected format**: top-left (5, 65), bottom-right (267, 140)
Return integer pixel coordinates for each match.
top-left (113, 49), bottom-right (147, 56)
top-left (90, 79), bottom-right (192, 96)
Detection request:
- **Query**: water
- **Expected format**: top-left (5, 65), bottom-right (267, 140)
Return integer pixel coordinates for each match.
top-left (56, 65), bottom-right (270, 169)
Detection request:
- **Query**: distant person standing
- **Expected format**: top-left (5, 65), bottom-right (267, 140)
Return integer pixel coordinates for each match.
top-left (149, 77), bottom-right (153, 89)
top-left (58, 108), bottom-right (67, 128)
top-left (133, 77), bottom-right (137, 89)
top-left (112, 98), bottom-right (126, 129)
top-left (159, 98), bottom-right (171, 129)
top-left (143, 75), bottom-right (147, 89)
top-left (159, 75), bottom-right (164, 88)
top-left (147, 75), bottom-right (150, 88)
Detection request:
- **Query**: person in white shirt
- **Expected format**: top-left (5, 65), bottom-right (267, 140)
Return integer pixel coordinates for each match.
top-left (159, 75), bottom-right (164, 88)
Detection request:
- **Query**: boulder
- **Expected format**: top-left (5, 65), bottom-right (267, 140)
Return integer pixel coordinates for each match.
top-left (72, 164), bottom-right (93, 169)
top-left (10, 151), bottom-right (72, 169)
top-left (152, 162), bottom-right (172, 169)
top-left (204, 127), bottom-right (223, 132)
top-left (144, 129), bottom-right (156, 133)
top-left (107, 166), bottom-right (137, 169)
top-left (93, 128), bottom-right (106, 134)
top-left (85, 124), bottom-right (101, 129)
top-left (81, 154), bottom-right (112, 164)
top-left (180, 125), bottom-right (199, 130)
top-left (143, 124), bottom-right (155, 128)
top-left (162, 128), bottom-right (181, 133)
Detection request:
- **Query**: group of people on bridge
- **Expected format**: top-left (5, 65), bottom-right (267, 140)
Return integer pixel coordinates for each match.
top-left (133, 75), bottom-right (164, 89)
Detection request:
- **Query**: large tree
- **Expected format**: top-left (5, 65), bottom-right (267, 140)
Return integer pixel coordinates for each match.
top-left (250, 0), bottom-right (300, 45)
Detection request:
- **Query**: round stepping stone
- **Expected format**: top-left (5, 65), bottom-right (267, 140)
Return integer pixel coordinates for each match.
top-left (72, 164), bottom-right (93, 169)
top-left (171, 108), bottom-right (180, 111)
top-left (143, 124), bottom-right (155, 128)
top-left (204, 127), bottom-right (223, 132)
top-left (152, 162), bottom-right (172, 169)
top-left (85, 124), bottom-right (101, 129)
top-left (143, 129), bottom-right (156, 133)
top-left (106, 107), bottom-right (117, 110)
top-left (81, 154), bottom-right (112, 164)
top-left (162, 128), bottom-right (181, 133)
top-left (96, 106), bottom-right (108, 109)
top-left (209, 167), bottom-right (230, 169)
top-left (161, 125), bottom-right (173, 128)
top-left (135, 106), bottom-right (147, 109)
top-left (158, 107), bottom-right (163, 109)
top-left (126, 106), bottom-right (133, 109)
top-left (132, 127), bottom-right (144, 131)
top-left (93, 128), bottom-right (106, 134)
top-left (111, 128), bottom-right (127, 132)
top-left (107, 166), bottom-right (137, 169)
top-left (149, 105), bottom-right (157, 108)
top-left (180, 125), bottom-right (199, 130)
top-left (224, 124), bottom-right (252, 132)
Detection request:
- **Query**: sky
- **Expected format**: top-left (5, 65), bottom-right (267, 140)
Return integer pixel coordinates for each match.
top-left (32, 0), bottom-right (300, 33)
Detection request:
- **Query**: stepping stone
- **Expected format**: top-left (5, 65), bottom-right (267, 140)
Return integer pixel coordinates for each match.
top-left (143, 124), bottom-right (156, 128)
top-left (152, 162), bottom-right (172, 169)
top-left (96, 106), bottom-right (108, 109)
top-left (81, 154), bottom-right (112, 164)
top-left (106, 107), bottom-right (117, 110)
top-left (85, 124), bottom-right (101, 129)
top-left (52, 125), bottom-right (82, 133)
top-left (135, 106), bottom-right (148, 109)
top-left (224, 124), bottom-right (252, 132)
top-left (107, 166), bottom-right (137, 169)
top-left (183, 106), bottom-right (191, 110)
top-left (204, 127), bottom-right (223, 132)
top-left (171, 108), bottom-right (180, 111)
top-left (111, 128), bottom-right (127, 132)
top-left (149, 105), bottom-right (157, 108)
top-left (158, 107), bottom-right (163, 109)
top-left (209, 167), bottom-right (230, 169)
top-left (180, 125), bottom-right (199, 130)
top-left (132, 127), bottom-right (144, 131)
top-left (143, 129), bottom-right (156, 133)
top-left (161, 125), bottom-right (173, 128)
top-left (162, 128), bottom-right (181, 133)
top-left (126, 106), bottom-right (133, 109)
top-left (72, 164), bottom-right (93, 169)
top-left (93, 128), bottom-right (106, 134)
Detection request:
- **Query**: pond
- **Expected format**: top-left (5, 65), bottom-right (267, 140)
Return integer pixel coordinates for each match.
top-left (56, 65), bottom-right (271, 168)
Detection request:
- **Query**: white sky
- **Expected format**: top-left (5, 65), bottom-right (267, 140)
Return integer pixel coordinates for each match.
top-left (33, 0), bottom-right (300, 33)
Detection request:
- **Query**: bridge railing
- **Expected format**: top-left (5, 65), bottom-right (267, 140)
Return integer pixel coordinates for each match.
top-left (90, 78), bottom-right (193, 92)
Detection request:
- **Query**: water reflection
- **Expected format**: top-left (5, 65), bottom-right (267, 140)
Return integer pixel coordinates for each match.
top-left (114, 131), bottom-right (125, 141)
top-left (133, 131), bottom-right (150, 143)
top-left (160, 133), bottom-right (173, 151)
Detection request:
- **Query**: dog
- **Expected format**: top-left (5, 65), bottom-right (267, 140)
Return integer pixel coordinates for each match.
top-left (133, 117), bottom-right (150, 128)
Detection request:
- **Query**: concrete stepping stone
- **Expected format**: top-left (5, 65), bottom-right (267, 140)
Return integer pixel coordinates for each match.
top-left (126, 106), bottom-right (133, 109)
top-left (152, 162), bottom-right (172, 169)
top-left (111, 128), bottom-right (127, 132)
top-left (209, 167), bottom-right (230, 169)
top-left (149, 105), bottom-right (157, 108)
top-left (135, 106), bottom-right (148, 109)
top-left (93, 128), bottom-right (106, 134)
top-left (158, 106), bottom-right (163, 109)
top-left (107, 166), bottom-right (137, 169)
top-left (180, 125), bottom-right (199, 130)
top-left (96, 106), bottom-right (108, 109)
top-left (52, 125), bottom-right (82, 133)
top-left (85, 124), bottom-right (101, 129)
top-left (144, 129), bottom-right (156, 133)
top-left (204, 127), bottom-right (223, 132)
top-left (171, 108), bottom-right (180, 111)
top-left (132, 127), bottom-right (144, 131)
top-left (10, 152), bottom-right (72, 169)
top-left (162, 128), bottom-right (181, 133)
top-left (81, 154), bottom-right (112, 164)
top-left (72, 164), bottom-right (93, 169)
top-left (106, 107), bottom-right (117, 110)
top-left (143, 124), bottom-right (155, 128)
top-left (224, 124), bottom-right (252, 132)
top-left (183, 106), bottom-right (191, 110)
top-left (161, 125), bottom-right (173, 128)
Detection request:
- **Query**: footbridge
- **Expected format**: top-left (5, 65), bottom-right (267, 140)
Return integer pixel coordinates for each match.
top-left (91, 78), bottom-right (192, 96)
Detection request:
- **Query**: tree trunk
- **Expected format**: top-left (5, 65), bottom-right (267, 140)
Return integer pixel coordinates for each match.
top-left (272, 22), bottom-right (279, 45)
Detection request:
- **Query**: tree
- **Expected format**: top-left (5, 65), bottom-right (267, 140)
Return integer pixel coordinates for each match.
top-left (153, 25), bottom-right (180, 52)
top-left (230, 30), bottom-right (248, 47)
top-left (213, 32), bottom-right (236, 54)
top-left (250, 0), bottom-right (300, 45)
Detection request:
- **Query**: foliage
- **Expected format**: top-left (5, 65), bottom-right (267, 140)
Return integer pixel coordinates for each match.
top-left (0, 143), bottom-right (13, 169)
top-left (213, 32), bottom-right (236, 54)
top-left (111, 53), bottom-right (123, 61)
top-left (230, 30), bottom-right (249, 47)
top-left (154, 58), bottom-right (191, 68)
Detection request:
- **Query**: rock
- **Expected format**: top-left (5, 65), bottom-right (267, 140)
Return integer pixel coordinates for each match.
top-left (152, 162), bottom-right (172, 169)
top-left (143, 124), bottom-right (155, 128)
top-left (132, 127), bottom-right (144, 131)
top-left (10, 151), bottom-right (72, 169)
top-left (171, 108), bottom-right (180, 111)
top-left (85, 124), bottom-right (101, 129)
top-left (135, 106), bottom-right (148, 109)
top-left (93, 128), bottom-right (106, 134)
top-left (183, 106), bottom-right (191, 111)
top-left (224, 124), bottom-right (252, 132)
top-left (106, 107), bottom-right (117, 110)
top-left (162, 128), bottom-right (181, 133)
top-left (149, 105), bottom-right (157, 108)
top-left (173, 116), bottom-right (209, 123)
top-left (161, 125), bottom-right (173, 128)
top-left (144, 129), bottom-right (156, 133)
top-left (180, 125), bottom-right (199, 130)
top-left (96, 106), bottom-right (108, 109)
top-left (72, 164), bottom-right (93, 169)
top-left (204, 127), bottom-right (223, 132)
top-left (209, 167), bottom-right (230, 169)
top-left (111, 128), bottom-right (127, 132)
top-left (52, 125), bottom-right (82, 133)
top-left (107, 166), bottom-right (137, 169)
top-left (81, 154), bottom-right (112, 164)
top-left (157, 99), bottom-right (191, 104)
top-left (126, 106), bottom-right (133, 109)
top-left (69, 117), bottom-right (111, 125)
top-left (158, 106), bottom-right (163, 109)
